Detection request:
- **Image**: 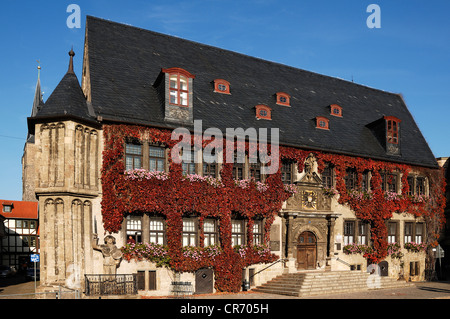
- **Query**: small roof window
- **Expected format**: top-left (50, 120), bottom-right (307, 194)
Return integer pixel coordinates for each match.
top-left (316, 116), bottom-right (329, 130)
top-left (2, 202), bottom-right (13, 213)
top-left (330, 104), bottom-right (343, 117)
top-left (213, 79), bottom-right (231, 94)
top-left (384, 116), bottom-right (401, 144)
top-left (255, 105), bottom-right (272, 120)
top-left (276, 92), bottom-right (290, 106)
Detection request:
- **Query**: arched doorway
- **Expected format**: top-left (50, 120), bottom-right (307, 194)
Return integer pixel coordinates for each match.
top-left (297, 231), bottom-right (317, 270)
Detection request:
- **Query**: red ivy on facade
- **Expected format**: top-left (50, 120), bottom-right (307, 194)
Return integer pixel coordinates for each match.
top-left (101, 124), bottom-right (446, 291)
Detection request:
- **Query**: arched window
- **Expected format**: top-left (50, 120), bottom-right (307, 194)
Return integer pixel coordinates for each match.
top-left (384, 116), bottom-right (401, 144)
top-left (162, 68), bottom-right (195, 107)
top-left (255, 104), bottom-right (272, 120)
top-left (330, 104), bottom-right (343, 117)
top-left (315, 116), bottom-right (329, 130)
top-left (213, 79), bottom-right (231, 94)
top-left (276, 92), bottom-right (290, 106)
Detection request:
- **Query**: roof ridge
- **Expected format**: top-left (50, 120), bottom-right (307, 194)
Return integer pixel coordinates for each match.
top-left (85, 15), bottom-right (397, 97)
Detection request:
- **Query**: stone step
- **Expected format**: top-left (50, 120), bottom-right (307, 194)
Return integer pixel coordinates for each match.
top-left (252, 271), bottom-right (414, 297)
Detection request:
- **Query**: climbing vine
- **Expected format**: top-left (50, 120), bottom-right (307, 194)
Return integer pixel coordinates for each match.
top-left (101, 124), bottom-right (446, 291)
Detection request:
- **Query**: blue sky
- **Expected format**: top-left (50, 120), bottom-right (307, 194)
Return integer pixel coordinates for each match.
top-left (0, 0), bottom-right (449, 200)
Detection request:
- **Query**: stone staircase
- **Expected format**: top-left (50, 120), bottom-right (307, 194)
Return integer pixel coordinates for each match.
top-left (252, 271), bottom-right (415, 297)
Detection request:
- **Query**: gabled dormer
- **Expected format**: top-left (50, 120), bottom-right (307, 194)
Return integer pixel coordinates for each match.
top-left (154, 67), bottom-right (195, 124)
top-left (367, 116), bottom-right (401, 156)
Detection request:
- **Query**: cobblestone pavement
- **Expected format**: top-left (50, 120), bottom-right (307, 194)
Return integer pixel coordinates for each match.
top-left (2, 275), bottom-right (450, 299)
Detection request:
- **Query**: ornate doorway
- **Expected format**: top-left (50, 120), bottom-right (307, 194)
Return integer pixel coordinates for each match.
top-left (297, 231), bottom-right (317, 270)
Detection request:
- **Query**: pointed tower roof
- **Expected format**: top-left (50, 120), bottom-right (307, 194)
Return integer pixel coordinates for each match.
top-left (31, 48), bottom-right (96, 124)
top-left (30, 63), bottom-right (44, 117)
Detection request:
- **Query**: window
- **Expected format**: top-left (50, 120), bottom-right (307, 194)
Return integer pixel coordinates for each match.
top-left (358, 221), bottom-right (369, 245)
top-left (253, 220), bottom-right (263, 245)
top-left (416, 177), bottom-right (426, 195)
top-left (344, 221), bottom-right (355, 245)
top-left (231, 219), bottom-right (245, 246)
top-left (182, 218), bottom-right (197, 246)
top-left (384, 116), bottom-right (401, 144)
top-left (249, 155), bottom-right (262, 182)
top-left (2, 204), bottom-right (12, 213)
top-left (149, 217), bottom-right (166, 244)
top-left (255, 105), bottom-right (272, 120)
top-left (181, 148), bottom-right (196, 175)
top-left (162, 68), bottom-right (195, 107)
top-left (232, 151), bottom-right (245, 180)
top-left (407, 175), bottom-right (414, 195)
top-left (276, 92), bottom-right (290, 106)
top-left (321, 164), bottom-right (334, 188)
top-left (381, 172), bottom-right (398, 193)
top-left (203, 149), bottom-right (218, 178)
top-left (361, 170), bottom-right (371, 191)
top-left (203, 219), bottom-right (218, 246)
top-left (387, 222), bottom-right (397, 244)
top-left (330, 104), bottom-right (343, 117)
top-left (415, 223), bottom-right (424, 244)
top-left (149, 146), bottom-right (165, 172)
top-left (344, 168), bottom-right (357, 190)
top-left (281, 160), bottom-right (294, 184)
top-left (125, 143), bottom-right (142, 170)
top-left (126, 215), bottom-right (142, 243)
top-left (407, 175), bottom-right (427, 196)
top-left (316, 116), bottom-right (329, 130)
top-left (405, 222), bottom-right (413, 243)
top-left (213, 79), bottom-right (231, 94)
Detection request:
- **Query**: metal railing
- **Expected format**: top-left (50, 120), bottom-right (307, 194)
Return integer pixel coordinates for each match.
top-left (84, 274), bottom-right (137, 296)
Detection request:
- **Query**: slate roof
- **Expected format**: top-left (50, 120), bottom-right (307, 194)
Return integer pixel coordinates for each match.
top-left (35, 16), bottom-right (439, 168)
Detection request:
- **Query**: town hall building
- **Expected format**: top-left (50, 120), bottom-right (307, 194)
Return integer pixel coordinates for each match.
top-left (22, 16), bottom-right (445, 297)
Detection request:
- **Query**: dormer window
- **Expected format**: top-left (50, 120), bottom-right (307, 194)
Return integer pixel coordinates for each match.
top-left (316, 116), bottom-right (329, 130)
top-left (276, 92), bottom-right (290, 106)
top-left (330, 104), bottom-right (343, 117)
top-left (213, 79), bottom-right (231, 94)
top-left (255, 105), bottom-right (271, 120)
top-left (384, 116), bottom-right (401, 144)
top-left (162, 68), bottom-right (195, 107)
top-left (2, 203), bottom-right (13, 213)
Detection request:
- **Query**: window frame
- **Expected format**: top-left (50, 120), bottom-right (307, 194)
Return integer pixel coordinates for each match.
top-left (255, 104), bottom-right (272, 120)
top-left (281, 160), bottom-right (294, 184)
top-left (384, 116), bottom-right (401, 145)
top-left (330, 104), bottom-right (343, 117)
top-left (125, 142), bottom-right (143, 171)
top-left (149, 145), bottom-right (166, 172)
top-left (344, 220), bottom-right (355, 245)
top-left (162, 67), bottom-right (195, 107)
top-left (149, 216), bottom-right (166, 245)
top-left (316, 116), bottom-right (330, 130)
top-left (344, 168), bottom-right (357, 190)
top-left (321, 163), bottom-right (334, 189)
top-left (276, 92), bottom-right (291, 106)
top-left (231, 218), bottom-right (246, 247)
top-left (203, 218), bottom-right (219, 246)
top-left (182, 217), bottom-right (198, 247)
top-left (213, 79), bottom-right (231, 95)
top-left (126, 215), bottom-right (143, 243)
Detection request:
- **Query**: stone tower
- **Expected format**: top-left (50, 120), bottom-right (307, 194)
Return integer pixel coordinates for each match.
top-left (24, 49), bottom-right (101, 288)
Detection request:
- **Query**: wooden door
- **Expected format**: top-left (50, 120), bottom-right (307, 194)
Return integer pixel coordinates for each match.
top-left (195, 268), bottom-right (213, 294)
top-left (297, 231), bottom-right (317, 270)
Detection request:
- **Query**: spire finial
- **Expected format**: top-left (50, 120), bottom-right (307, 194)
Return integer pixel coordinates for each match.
top-left (68, 47), bottom-right (75, 73)
top-left (36, 60), bottom-right (41, 80)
